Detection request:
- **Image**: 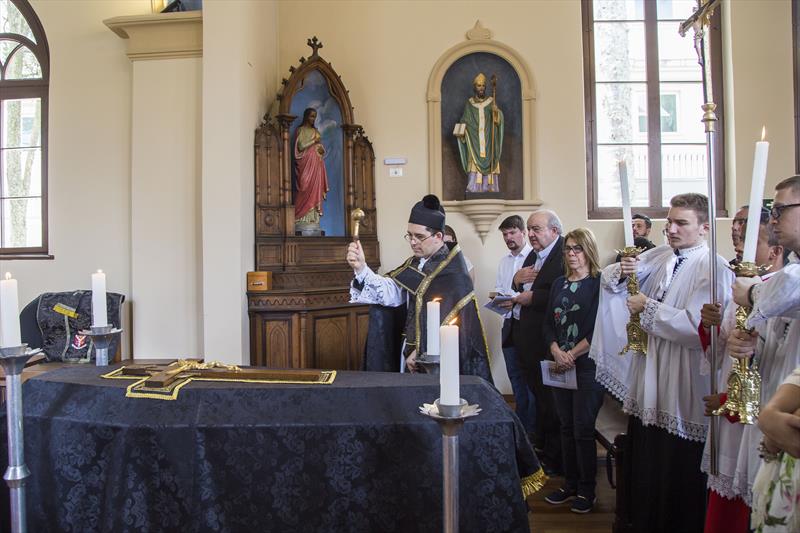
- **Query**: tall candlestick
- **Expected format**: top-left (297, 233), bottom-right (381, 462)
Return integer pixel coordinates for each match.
top-left (426, 298), bottom-right (441, 356)
top-left (619, 160), bottom-right (634, 247)
top-left (439, 321), bottom-right (460, 406)
top-left (0, 273), bottom-right (21, 347)
top-left (742, 127), bottom-right (769, 263)
top-left (91, 270), bottom-right (109, 327)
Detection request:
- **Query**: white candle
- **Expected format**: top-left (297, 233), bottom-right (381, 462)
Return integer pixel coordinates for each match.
top-left (619, 160), bottom-right (634, 247)
top-left (91, 270), bottom-right (109, 327)
top-left (426, 298), bottom-right (441, 356)
top-left (742, 127), bottom-right (769, 264)
top-left (439, 321), bottom-right (460, 406)
top-left (0, 272), bottom-right (21, 347)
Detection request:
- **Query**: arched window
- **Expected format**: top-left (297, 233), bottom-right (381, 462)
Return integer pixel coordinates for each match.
top-left (0, 0), bottom-right (48, 257)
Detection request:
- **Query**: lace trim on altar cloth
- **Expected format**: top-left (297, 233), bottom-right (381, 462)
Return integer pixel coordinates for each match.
top-left (640, 298), bottom-right (659, 331)
top-left (623, 398), bottom-right (708, 442)
top-left (520, 468), bottom-right (548, 498)
top-left (595, 366), bottom-right (628, 402)
top-left (701, 452), bottom-right (753, 506)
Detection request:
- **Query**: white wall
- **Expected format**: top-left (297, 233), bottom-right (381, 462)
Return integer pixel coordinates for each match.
top-left (130, 57), bottom-right (202, 357)
top-left (201, 0), bottom-right (277, 364)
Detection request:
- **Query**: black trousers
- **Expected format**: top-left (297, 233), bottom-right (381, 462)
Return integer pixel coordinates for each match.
top-left (510, 318), bottom-right (561, 470)
top-left (627, 416), bottom-right (707, 533)
top-left (551, 357), bottom-right (604, 498)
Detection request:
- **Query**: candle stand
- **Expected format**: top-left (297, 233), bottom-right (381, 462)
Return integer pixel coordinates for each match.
top-left (415, 352), bottom-right (440, 375)
top-left (79, 326), bottom-right (123, 367)
top-left (0, 343), bottom-right (41, 533)
top-left (713, 261), bottom-right (767, 424)
top-left (419, 399), bottom-right (481, 533)
top-left (616, 246), bottom-right (648, 355)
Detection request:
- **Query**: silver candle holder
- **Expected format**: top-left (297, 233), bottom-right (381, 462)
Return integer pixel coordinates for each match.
top-left (0, 343), bottom-right (41, 533)
top-left (415, 352), bottom-right (440, 375)
top-left (78, 325), bottom-right (123, 366)
top-left (419, 399), bottom-right (481, 533)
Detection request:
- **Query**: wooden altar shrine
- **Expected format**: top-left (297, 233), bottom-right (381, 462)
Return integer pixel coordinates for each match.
top-left (248, 37), bottom-right (379, 371)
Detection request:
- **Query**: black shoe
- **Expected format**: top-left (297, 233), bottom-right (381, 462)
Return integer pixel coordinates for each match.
top-left (544, 487), bottom-right (576, 505)
top-left (570, 495), bottom-right (596, 514)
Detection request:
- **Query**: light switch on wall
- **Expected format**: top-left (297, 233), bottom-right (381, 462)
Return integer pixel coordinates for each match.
top-left (389, 167), bottom-right (403, 177)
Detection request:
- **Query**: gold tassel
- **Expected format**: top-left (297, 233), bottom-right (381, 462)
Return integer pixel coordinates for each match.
top-left (520, 468), bottom-right (548, 498)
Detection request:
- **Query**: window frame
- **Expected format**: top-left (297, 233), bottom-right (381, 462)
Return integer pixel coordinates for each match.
top-left (582, 0), bottom-right (726, 220)
top-left (0, 0), bottom-right (50, 258)
top-left (793, 0), bottom-right (799, 174)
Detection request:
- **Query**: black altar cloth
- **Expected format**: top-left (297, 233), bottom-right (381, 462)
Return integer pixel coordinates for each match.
top-left (1, 366), bottom-right (538, 532)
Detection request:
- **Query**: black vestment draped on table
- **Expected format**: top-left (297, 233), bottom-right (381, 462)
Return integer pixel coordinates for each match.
top-left (0, 366), bottom-right (544, 532)
top-left (360, 243), bottom-right (492, 382)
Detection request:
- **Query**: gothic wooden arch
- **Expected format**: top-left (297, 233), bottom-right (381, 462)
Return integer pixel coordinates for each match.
top-left (277, 36), bottom-right (354, 125)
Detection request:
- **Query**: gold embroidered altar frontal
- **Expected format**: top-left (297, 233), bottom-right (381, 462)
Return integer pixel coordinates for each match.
top-left (101, 359), bottom-right (337, 400)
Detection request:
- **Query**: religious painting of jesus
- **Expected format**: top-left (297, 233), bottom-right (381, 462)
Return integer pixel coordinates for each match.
top-left (441, 52), bottom-right (523, 202)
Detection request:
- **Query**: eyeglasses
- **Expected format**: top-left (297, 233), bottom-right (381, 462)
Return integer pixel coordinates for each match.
top-left (770, 203), bottom-right (800, 220)
top-left (404, 232), bottom-right (434, 243)
top-left (563, 245), bottom-right (584, 254)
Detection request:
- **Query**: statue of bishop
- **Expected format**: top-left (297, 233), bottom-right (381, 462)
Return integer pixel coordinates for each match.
top-left (454, 72), bottom-right (504, 193)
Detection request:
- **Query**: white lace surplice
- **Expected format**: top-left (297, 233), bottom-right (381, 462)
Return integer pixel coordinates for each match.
top-left (701, 298), bottom-right (796, 504)
top-left (594, 244), bottom-right (734, 442)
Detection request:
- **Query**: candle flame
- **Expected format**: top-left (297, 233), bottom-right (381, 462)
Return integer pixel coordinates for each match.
top-left (3, 272), bottom-right (10, 280)
top-left (97, 269), bottom-right (103, 274)
top-left (761, 126), bottom-right (766, 141)
top-left (449, 317), bottom-right (458, 326)
top-left (431, 297), bottom-right (442, 303)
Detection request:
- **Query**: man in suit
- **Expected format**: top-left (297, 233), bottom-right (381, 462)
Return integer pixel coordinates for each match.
top-left (509, 209), bottom-right (565, 474)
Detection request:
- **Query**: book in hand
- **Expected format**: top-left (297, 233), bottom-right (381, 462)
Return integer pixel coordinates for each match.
top-left (540, 360), bottom-right (577, 390)
top-left (453, 123), bottom-right (466, 137)
top-left (483, 292), bottom-right (514, 316)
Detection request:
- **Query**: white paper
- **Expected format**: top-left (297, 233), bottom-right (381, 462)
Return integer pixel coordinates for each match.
top-left (540, 360), bottom-right (578, 390)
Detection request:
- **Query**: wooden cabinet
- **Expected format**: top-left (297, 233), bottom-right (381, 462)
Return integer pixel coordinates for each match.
top-left (248, 289), bottom-right (370, 370)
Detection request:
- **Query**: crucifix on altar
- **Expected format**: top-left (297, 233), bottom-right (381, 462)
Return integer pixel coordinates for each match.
top-left (103, 359), bottom-right (336, 400)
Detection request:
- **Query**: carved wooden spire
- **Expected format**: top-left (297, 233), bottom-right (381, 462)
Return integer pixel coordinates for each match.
top-left (307, 36), bottom-right (323, 57)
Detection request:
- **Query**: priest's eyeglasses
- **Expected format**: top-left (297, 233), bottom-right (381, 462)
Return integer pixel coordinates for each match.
top-left (770, 203), bottom-right (800, 220)
top-left (404, 232), bottom-right (434, 243)
top-left (564, 245), bottom-right (584, 254)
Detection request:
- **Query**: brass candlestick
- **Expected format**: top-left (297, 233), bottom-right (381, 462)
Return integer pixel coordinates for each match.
top-left (616, 246), bottom-right (648, 355)
top-left (713, 261), bottom-right (767, 424)
top-left (350, 208), bottom-right (365, 241)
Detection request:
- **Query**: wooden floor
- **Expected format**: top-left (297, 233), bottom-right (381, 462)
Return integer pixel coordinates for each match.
top-left (525, 457), bottom-right (616, 533)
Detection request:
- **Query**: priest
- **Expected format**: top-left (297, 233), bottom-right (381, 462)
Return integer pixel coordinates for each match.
top-left (346, 194), bottom-right (492, 382)
top-left (593, 193), bottom-right (734, 532)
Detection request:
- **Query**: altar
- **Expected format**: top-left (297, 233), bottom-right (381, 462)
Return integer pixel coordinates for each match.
top-left (0, 365), bottom-right (539, 532)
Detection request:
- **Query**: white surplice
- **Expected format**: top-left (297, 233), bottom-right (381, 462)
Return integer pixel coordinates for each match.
top-left (593, 243), bottom-right (734, 441)
top-left (700, 269), bottom-right (798, 505)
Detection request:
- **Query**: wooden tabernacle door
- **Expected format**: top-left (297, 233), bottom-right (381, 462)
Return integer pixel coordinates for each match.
top-left (249, 37), bottom-right (379, 371)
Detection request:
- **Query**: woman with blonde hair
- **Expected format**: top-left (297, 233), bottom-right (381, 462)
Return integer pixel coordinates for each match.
top-left (542, 227), bottom-right (604, 514)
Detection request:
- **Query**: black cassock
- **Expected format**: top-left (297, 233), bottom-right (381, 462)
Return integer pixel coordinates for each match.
top-left (359, 243), bottom-right (492, 383)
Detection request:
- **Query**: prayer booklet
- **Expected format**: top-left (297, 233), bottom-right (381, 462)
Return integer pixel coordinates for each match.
top-left (453, 123), bottom-right (466, 136)
top-left (540, 360), bottom-right (577, 390)
top-left (483, 294), bottom-right (514, 316)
